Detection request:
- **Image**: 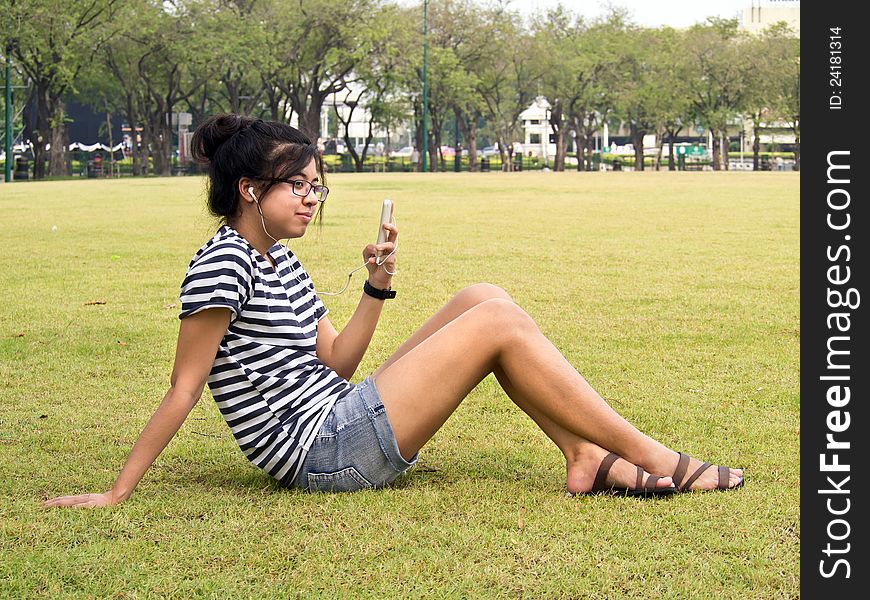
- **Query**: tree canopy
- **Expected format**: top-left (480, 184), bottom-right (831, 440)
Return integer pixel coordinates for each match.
top-left (2, 0), bottom-right (800, 177)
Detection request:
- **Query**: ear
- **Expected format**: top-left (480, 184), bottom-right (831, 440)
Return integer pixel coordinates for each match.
top-left (237, 178), bottom-right (257, 204)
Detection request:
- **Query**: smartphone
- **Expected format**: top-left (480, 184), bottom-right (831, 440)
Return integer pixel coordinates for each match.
top-left (376, 199), bottom-right (394, 246)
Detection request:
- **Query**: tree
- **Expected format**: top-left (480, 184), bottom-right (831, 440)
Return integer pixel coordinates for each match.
top-left (613, 26), bottom-right (685, 171)
top-left (333, 3), bottom-right (414, 172)
top-left (475, 4), bottom-right (535, 171)
top-left (269, 0), bottom-right (375, 138)
top-left (531, 8), bottom-right (625, 172)
top-left (647, 27), bottom-right (692, 171)
top-left (531, 6), bottom-right (579, 172)
top-left (766, 26), bottom-right (800, 170)
top-left (568, 16), bottom-right (628, 172)
top-left (7, 0), bottom-right (121, 178)
top-left (739, 26), bottom-right (779, 171)
top-left (684, 19), bottom-right (752, 171)
top-left (426, 0), bottom-right (492, 172)
top-left (197, 0), bottom-right (275, 119)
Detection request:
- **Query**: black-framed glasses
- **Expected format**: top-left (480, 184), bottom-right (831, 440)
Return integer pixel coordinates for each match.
top-left (268, 178), bottom-right (329, 202)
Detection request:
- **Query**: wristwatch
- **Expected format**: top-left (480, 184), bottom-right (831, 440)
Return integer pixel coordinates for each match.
top-left (364, 280), bottom-right (396, 300)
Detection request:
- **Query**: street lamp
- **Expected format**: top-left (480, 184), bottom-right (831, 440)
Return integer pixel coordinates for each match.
top-left (4, 17), bottom-right (12, 183)
top-left (421, 0), bottom-right (429, 173)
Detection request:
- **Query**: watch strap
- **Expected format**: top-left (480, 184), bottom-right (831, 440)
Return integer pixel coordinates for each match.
top-left (364, 280), bottom-right (396, 300)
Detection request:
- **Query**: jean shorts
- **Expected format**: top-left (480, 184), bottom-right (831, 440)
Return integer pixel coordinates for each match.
top-left (292, 377), bottom-right (418, 492)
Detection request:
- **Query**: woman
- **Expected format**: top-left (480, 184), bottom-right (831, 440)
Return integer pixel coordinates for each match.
top-left (44, 115), bottom-right (743, 507)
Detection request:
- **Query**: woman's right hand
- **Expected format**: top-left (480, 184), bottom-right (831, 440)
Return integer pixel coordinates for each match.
top-left (43, 490), bottom-right (118, 509)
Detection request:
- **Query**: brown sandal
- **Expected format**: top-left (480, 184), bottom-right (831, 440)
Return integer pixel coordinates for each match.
top-left (582, 452), bottom-right (676, 497)
top-left (672, 452), bottom-right (745, 491)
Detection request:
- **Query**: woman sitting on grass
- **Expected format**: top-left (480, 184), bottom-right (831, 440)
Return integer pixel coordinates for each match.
top-left (45, 115), bottom-right (743, 507)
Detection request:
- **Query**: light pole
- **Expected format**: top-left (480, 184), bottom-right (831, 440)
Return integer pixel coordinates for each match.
top-left (4, 18), bottom-right (12, 183)
top-left (421, 0), bottom-right (429, 173)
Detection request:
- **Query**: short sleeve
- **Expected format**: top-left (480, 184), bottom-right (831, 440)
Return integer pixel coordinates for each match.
top-left (179, 242), bottom-right (254, 320)
top-left (312, 288), bottom-right (328, 321)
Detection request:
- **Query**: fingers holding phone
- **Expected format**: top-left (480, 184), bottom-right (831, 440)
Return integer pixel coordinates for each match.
top-left (365, 199), bottom-right (397, 288)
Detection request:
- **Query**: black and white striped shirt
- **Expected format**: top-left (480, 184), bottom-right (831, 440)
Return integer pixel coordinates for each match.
top-left (179, 225), bottom-right (354, 485)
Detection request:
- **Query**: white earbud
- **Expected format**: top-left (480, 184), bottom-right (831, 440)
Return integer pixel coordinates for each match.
top-left (248, 186), bottom-right (257, 202)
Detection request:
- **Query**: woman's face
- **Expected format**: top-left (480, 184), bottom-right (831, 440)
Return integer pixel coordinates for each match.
top-left (258, 159), bottom-right (322, 239)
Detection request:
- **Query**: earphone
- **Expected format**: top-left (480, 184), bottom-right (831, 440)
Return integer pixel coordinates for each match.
top-left (245, 184), bottom-right (397, 296)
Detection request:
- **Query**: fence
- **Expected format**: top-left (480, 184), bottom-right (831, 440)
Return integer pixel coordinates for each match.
top-left (2, 151), bottom-right (798, 180)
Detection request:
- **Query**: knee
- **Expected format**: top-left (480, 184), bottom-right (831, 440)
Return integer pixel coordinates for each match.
top-left (457, 283), bottom-right (513, 307)
top-left (476, 298), bottom-right (536, 334)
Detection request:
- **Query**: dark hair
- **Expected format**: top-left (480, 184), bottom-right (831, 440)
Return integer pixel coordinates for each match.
top-left (190, 114), bottom-right (326, 224)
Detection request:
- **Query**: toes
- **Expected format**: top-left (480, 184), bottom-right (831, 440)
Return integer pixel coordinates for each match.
top-left (657, 476), bottom-right (674, 488)
top-left (682, 460), bottom-right (744, 491)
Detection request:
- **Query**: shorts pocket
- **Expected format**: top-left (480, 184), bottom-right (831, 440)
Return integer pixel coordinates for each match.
top-left (306, 466), bottom-right (373, 493)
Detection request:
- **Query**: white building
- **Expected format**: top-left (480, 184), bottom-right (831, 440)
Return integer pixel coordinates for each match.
top-left (518, 97), bottom-right (556, 159)
top-left (320, 80), bottom-right (413, 152)
top-left (741, 0), bottom-right (800, 35)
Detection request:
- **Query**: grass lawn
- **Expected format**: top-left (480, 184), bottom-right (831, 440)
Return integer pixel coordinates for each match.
top-left (1, 171), bottom-right (799, 598)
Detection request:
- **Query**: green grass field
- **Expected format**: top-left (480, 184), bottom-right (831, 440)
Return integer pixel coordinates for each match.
top-left (1, 172), bottom-right (799, 598)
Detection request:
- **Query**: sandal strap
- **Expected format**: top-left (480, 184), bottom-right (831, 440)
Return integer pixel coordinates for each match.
top-left (672, 452), bottom-right (690, 488)
top-left (645, 475), bottom-right (662, 490)
top-left (681, 461), bottom-right (713, 491)
top-left (636, 465), bottom-right (644, 490)
top-left (718, 465), bottom-right (730, 489)
top-left (592, 452), bottom-right (620, 492)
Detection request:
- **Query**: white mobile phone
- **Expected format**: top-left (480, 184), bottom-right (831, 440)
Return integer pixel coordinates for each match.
top-left (376, 199), bottom-right (394, 246)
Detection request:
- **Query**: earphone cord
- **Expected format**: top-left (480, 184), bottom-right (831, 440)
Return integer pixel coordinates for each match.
top-left (319, 219), bottom-right (398, 297)
top-left (256, 204), bottom-right (397, 298)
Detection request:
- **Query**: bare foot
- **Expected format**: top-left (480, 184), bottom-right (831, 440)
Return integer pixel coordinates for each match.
top-left (565, 447), bottom-right (674, 495)
top-left (662, 451), bottom-right (744, 491)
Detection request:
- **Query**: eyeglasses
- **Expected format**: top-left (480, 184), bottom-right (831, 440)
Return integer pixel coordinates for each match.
top-left (268, 178), bottom-right (329, 202)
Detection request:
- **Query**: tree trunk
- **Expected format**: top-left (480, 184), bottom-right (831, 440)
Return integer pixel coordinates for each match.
top-left (264, 79), bottom-right (282, 122)
top-left (630, 124), bottom-right (644, 171)
top-left (33, 83), bottom-right (49, 179)
top-left (22, 88), bottom-right (36, 178)
top-left (667, 132), bottom-right (676, 171)
top-left (654, 133), bottom-right (663, 171)
top-left (106, 111), bottom-right (114, 178)
top-left (140, 118), bottom-right (153, 176)
top-left (47, 100), bottom-right (68, 177)
top-left (752, 122), bottom-right (761, 171)
top-left (792, 129), bottom-right (800, 171)
top-left (225, 72), bottom-right (242, 114)
top-left (147, 99), bottom-right (172, 177)
top-left (456, 110), bottom-right (478, 172)
top-left (585, 137), bottom-right (595, 171)
top-left (427, 132), bottom-right (436, 173)
top-left (498, 136), bottom-right (508, 172)
top-left (158, 117), bottom-right (172, 176)
top-left (722, 133), bottom-right (730, 171)
top-left (126, 94), bottom-right (144, 177)
top-left (575, 134), bottom-right (585, 172)
top-left (549, 101), bottom-right (566, 171)
top-left (432, 125), bottom-right (443, 172)
top-left (62, 125), bottom-right (73, 176)
top-left (710, 129), bottom-right (721, 171)
top-left (298, 95), bottom-right (323, 140)
top-left (467, 123), bottom-right (478, 173)
top-left (553, 128), bottom-right (566, 171)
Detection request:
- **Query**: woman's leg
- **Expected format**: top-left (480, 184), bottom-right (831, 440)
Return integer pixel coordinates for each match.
top-left (374, 284), bottom-right (670, 492)
top-left (374, 296), bottom-right (742, 491)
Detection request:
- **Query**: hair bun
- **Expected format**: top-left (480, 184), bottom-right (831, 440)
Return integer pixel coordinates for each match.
top-left (191, 114), bottom-right (256, 163)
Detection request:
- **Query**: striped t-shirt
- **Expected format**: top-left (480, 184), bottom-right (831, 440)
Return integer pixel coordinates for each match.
top-left (179, 225), bottom-right (355, 485)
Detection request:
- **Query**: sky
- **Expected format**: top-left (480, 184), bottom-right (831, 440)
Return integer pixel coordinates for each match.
top-left (493, 0), bottom-right (751, 28)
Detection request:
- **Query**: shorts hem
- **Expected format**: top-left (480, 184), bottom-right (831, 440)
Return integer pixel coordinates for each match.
top-left (360, 377), bottom-right (419, 474)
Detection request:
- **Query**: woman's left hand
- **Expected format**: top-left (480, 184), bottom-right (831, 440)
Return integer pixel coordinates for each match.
top-left (363, 222), bottom-right (398, 290)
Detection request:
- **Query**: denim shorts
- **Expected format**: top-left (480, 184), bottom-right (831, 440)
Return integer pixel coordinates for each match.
top-left (292, 377), bottom-right (418, 492)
